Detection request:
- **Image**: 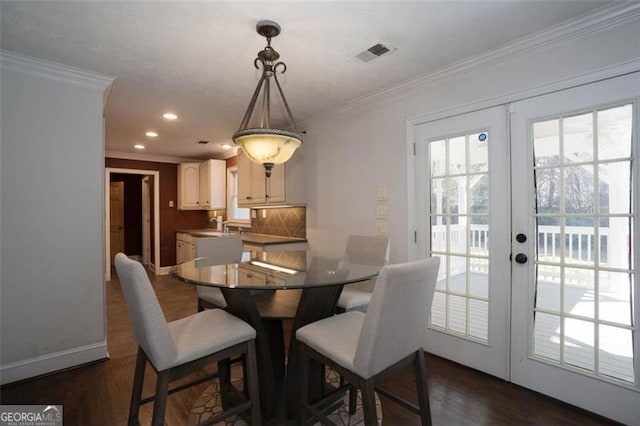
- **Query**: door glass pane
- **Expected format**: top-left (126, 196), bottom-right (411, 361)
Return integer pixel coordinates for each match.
top-left (431, 292), bottom-right (446, 328)
top-left (428, 130), bottom-right (490, 343)
top-left (598, 105), bottom-right (632, 160)
top-left (534, 119), bottom-right (560, 166)
top-left (449, 295), bottom-right (467, 334)
top-left (564, 317), bottom-right (595, 371)
top-left (535, 265), bottom-right (561, 312)
top-left (532, 103), bottom-right (635, 384)
top-left (563, 267), bottom-right (594, 319)
top-left (469, 299), bottom-right (488, 341)
top-left (535, 167), bottom-right (561, 214)
top-left (469, 132), bottom-right (489, 172)
top-left (430, 140), bottom-right (447, 176)
top-left (599, 161), bottom-right (631, 215)
top-left (598, 271), bottom-right (632, 326)
top-left (564, 165), bottom-right (594, 214)
top-left (430, 178), bottom-right (446, 215)
top-left (598, 324), bottom-right (634, 382)
top-left (449, 136), bottom-right (466, 174)
top-left (533, 312), bottom-right (561, 362)
top-left (563, 112), bottom-right (593, 163)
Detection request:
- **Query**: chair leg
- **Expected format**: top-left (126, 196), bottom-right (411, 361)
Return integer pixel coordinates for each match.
top-left (218, 358), bottom-right (233, 411)
top-left (151, 371), bottom-right (170, 426)
top-left (245, 341), bottom-right (262, 425)
top-left (128, 348), bottom-right (146, 426)
top-left (361, 379), bottom-right (378, 426)
top-left (348, 385), bottom-right (358, 415)
top-left (414, 350), bottom-right (432, 426)
top-left (298, 344), bottom-right (310, 425)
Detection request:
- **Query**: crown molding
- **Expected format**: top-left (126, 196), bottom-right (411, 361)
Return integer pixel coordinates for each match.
top-left (315, 2), bottom-right (640, 122)
top-left (0, 50), bottom-right (114, 94)
top-left (105, 150), bottom-right (204, 164)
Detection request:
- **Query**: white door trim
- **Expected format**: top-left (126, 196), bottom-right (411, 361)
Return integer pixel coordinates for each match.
top-left (105, 168), bottom-right (160, 281)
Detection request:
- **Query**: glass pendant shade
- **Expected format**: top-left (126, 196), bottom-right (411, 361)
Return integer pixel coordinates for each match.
top-left (234, 130), bottom-right (302, 165)
top-left (233, 20), bottom-right (303, 177)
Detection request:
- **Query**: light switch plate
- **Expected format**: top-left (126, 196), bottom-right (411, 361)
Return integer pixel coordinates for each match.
top-left (169, 200), bottom-right (174, 207)
top-left (376, 204), bottom-right (388, 219)
top-left (376, 186), bottom-right (388, 201)
top-left (376, 221), bottom-right (388, 236)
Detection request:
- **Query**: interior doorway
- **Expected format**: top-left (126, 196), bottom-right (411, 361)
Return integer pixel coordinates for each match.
top-left (105, 168), bottom-right (160, 281)
top-left (109, 181), bottom-right (125, 261)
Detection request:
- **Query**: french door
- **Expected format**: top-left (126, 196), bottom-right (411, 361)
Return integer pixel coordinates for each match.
top-left (414, 73), bottom-right (640, 424)
top-left (511, 73), bottom-right (640, 424)
top-left (414, 105), bottom-right (511, 379)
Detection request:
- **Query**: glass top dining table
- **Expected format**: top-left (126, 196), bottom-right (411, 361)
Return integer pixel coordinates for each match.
top-left (171, 249), bottom-right (384, 423)
top-left (172, 249), bottom-right (382, 290)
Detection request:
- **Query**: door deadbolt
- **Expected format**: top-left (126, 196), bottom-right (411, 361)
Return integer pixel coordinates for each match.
top-left (515, 253), bottom-right (528, 264)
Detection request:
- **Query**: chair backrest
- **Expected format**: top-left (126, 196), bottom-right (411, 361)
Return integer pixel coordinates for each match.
top-left (194, 235), bottom-right (244, 263)
top-left (344, 235), bottom-right (390, 266)
top-left (114, 253), bottom-right (177, 370)
top-left (353, 256), bottom-right (440, 378)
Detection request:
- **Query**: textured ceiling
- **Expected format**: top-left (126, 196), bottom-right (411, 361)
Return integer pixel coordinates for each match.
top-left (0, 1), bottom-right (616, 161)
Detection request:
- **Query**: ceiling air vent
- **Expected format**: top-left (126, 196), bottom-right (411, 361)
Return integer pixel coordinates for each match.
top-left (353, 43), bottom-right (396, 63)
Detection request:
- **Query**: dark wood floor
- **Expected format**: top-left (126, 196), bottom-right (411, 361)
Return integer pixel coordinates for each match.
top-left (1, 268), bottom-right (618, 425)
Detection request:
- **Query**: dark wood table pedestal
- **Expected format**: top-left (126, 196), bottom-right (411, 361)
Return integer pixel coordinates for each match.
top-left (220, 285), bottom-right (344, 423)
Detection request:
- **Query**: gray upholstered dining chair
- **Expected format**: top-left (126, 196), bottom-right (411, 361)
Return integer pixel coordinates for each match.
top-left (194, 235), bottom-right (244, 311)
top-left (297, 256), bottom-right (440, 426)
top-left (336, 235), bottom-right (390, 312)
top-left (114, 253), bottom-right (261, 426)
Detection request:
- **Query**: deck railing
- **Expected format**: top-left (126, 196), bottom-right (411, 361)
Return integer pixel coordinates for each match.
top-left (432, 224), bottom-right (613, 281)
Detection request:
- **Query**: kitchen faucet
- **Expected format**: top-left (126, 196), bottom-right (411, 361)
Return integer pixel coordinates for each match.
top-left (208, 216), bottom-right (229, 233)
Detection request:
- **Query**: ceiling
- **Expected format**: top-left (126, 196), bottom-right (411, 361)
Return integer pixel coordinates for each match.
top-left (1, 1), bottom-right (617, 161)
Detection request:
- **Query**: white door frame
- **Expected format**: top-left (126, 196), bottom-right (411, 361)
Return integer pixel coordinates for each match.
top-left (105, 168), bottom-right (160, 281)
top-left (141, 176), bottom-right (151, 266)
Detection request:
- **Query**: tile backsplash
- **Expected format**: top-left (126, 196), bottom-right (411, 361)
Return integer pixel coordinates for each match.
top-left (206, 206), bottom-right (306, 239)
top-left (251, 207), bottom-right (306, 238)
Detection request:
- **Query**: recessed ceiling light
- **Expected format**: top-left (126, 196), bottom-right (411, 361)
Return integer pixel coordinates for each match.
top-left (134, 144), bottom-right (145, 150)
top-left (162, 112), bottom-right (178, 120)
top-left (145, 131), bottom-right (158, 138)
top-left (221, 144), bottom-right (232, 150)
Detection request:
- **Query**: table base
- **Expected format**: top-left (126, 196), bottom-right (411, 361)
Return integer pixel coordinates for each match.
top-left (188, 367), bottom-right (382, 425)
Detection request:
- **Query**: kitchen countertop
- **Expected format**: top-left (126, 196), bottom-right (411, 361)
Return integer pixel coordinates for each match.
top-left (176, 229), bottom-right (307, 245)
top-left (241, 233), bottom-right (307, 245)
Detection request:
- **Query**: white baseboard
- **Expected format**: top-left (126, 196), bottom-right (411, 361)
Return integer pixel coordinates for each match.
top-left (0, 341), bottom-right (108, 385)
top-left (155, 265), bottom-right (173, 275)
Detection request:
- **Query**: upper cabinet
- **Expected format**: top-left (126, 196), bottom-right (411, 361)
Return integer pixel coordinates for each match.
top-left (178, 159), bottom-right (226, 210)
top-left (199, 159), bottom-right (226, 210)
top-left (237, 151), bottom-right (297, 206)
top-left (177, 162), bottom-right (201, 209)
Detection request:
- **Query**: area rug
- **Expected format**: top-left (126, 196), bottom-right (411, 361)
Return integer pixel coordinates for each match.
top-left (188, 367), bottom-right (382, 425)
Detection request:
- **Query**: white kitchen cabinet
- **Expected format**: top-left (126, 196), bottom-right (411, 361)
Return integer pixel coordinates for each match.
top-left (199, 159), bottom-right (226, 210)
top-left (176, 232), bottom-right (194, 264)
top-left (178, 160), bottom-right (226, 210)
top-left (177, 163), bottom-right (201, 209)
top-left (237, 150), bottom-right (289, 206)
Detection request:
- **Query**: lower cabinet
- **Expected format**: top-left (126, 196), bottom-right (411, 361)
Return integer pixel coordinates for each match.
top-left (176, 233), bottom-right (195, 264)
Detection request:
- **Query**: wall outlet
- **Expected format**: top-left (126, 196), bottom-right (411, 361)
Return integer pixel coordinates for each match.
top-left (262, 209), bottom-right (267, 219)
top-left (251, 210), bottom-right (257, 219)
top-left (169, 200), bottom-right (174, 207)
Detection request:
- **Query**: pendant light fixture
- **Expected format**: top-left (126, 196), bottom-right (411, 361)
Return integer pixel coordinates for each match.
top-left (233, 20), bottom-right (303, 178)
